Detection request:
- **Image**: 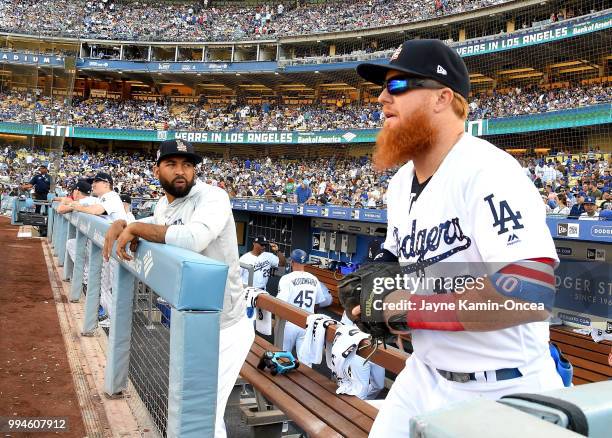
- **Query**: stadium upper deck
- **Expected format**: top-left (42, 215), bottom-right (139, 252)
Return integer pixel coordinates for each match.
top-left (0, 0), bottom-right (519, 42)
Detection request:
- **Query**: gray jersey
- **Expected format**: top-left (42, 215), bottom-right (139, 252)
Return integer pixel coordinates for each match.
top-left (142, 181), bottom-right (244, 329)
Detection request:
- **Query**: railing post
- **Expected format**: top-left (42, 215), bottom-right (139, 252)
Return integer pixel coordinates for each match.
top-left (69, 229), bottom-right (87, 302)
top-left (167, 309), bottom-right (220, 438)
top-left (56, 215), bottom-right (69, 265)
top-left (62, 222), bottom-right (76, 280)
top-left (82, 244), bottom-right (103, 336)
top-left (104, 264), bottom-right (136, 396)
top-left (52, 213), bottom-right (61, 255)
top-left (47, 207), bottom-right (55, 243)
top-left (11, 197), bottom-right (20, 225)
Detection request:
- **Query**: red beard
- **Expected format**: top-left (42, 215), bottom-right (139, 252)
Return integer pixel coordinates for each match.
top-left (373, 108), bottom-right (436, 171)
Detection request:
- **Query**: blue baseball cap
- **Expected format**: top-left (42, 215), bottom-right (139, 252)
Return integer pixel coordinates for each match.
top-left (290, 249), bottom-right (308, 264)
top-left (583, 196), bottom-right (596, 204)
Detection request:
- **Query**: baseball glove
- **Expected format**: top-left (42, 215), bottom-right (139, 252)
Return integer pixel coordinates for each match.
top-left (338, 263), bottom-right (402, 342)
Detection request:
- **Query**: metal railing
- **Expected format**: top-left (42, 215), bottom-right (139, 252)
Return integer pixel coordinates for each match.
top-left (47, 206), bottom-right (228, 437)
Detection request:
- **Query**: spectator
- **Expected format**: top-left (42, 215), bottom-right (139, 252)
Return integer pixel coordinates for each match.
top-left (21, 165), bottom-right (51, 214)
top-left (578, 196), bottom-right (599, 220)
top-left (552, 194), bottom-right (570, 216)
top-left (568, 192), bottom-right (586, 219)
top-left (295, 180), bottom-right (312, 204)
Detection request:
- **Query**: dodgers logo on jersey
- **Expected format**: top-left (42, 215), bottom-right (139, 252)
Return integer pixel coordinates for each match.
top-left (484, 194), bottom-right (524, 235)
top-left (393, 217), bottom-right (472, 272)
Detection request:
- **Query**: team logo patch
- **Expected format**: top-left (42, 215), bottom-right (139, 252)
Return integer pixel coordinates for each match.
top-left (484, 194), bottom-right (524, 236)
top-left (176, 139), bottom-right (188, 152)
top-left (390, 45), bottom-right (403, 61)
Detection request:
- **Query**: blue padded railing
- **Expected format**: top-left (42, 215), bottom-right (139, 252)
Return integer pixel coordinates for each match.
top-left (47, 207), bottom-right (227, 437)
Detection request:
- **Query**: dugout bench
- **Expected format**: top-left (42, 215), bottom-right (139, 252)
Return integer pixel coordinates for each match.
top-left (240, 294), bottom-right (408, 437)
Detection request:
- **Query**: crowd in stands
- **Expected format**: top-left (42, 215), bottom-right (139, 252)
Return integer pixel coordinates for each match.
top-left (469, 85), bottom-right (611, 120)
top-left (1, 144), bottom-right (610, 220)
top-left (1, 84), bottom-right (610, 131)
top-left (0, 0), bottom-right (509, 41)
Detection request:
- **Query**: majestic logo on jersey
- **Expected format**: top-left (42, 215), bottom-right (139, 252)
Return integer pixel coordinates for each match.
top-left (507, 233), bottom-right (520, 245)
top-left (484, 194), bottom-right (524, 235)
top-left (392, 217), bottom-right (471, 271)
top-left (169, 218), bottom-right (184, 226)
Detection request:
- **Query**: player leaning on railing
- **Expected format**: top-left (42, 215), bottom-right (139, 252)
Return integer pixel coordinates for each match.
top-left (339, 39), bottom-right (565, 437)
top-left (103, 139), bottom-right (253, 438)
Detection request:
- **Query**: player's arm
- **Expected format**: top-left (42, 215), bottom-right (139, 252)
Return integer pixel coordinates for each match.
top-left (56, 203), bottom-right (73, 214)
top-left (109, 189), bottom-right (228, 261)
top-left (315, 282), bottom-right (332, 308)
top-left (269, 243), bottom-right (286, 267)
top-left (276, 276), bottom-right (289, 302)
top-left (379, 258), bottom-right (555, 332)
top-left (162, 191), bottom-right (230, 253)
top-left (72, 202), bottom-right (106, 215)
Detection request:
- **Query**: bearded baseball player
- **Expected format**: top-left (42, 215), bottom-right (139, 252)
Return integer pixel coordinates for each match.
top-left (339, 39), bottom-right (563, 436)
top-left (103, 139), bottom-right (253, 438)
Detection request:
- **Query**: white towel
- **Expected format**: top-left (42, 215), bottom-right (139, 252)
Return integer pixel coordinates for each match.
top-left (591, 328), bottom-right (612, 343)
top-left (244, 287), bottom-right (272, 335)
top-left (298, 314), bottom-right (337, 367)
top-left (330, 324), bottom-right (371, 398)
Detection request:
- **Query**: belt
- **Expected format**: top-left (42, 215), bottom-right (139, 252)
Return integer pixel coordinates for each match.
top-left (437, 368), bottom-right (522, 383)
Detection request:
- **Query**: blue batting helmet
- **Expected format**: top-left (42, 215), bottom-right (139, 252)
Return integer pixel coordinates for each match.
top-left (290, 249), bottom-right (308, 264)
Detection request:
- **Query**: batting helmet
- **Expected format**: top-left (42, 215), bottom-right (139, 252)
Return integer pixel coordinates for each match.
top-left (290, 249), bottom-right (308, 264)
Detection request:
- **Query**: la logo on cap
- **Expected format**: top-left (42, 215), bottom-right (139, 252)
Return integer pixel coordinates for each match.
top-left (176, 139), bottom-right (187, 152)
top-left (390, 45), bottom-right (402, 61)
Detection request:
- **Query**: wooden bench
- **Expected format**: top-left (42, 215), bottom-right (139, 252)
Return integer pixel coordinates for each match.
top-left (240, 294), bottom-right (408, 437)
top-left (550, 325), bottom-right (612, 385)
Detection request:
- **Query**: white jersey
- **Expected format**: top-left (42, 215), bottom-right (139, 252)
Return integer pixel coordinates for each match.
top-left (578, 212), bottom-right (599, 221)
top-left (239, 251), bottom-right (279, 290)
top-left (139, 181), bottom-right (245, 329)
top-left (383, 133), bottom-right (558, 372)
top-left (277, 271), bottom-right (327, 313)
top-left (99, 191), bottom-right (128, 222)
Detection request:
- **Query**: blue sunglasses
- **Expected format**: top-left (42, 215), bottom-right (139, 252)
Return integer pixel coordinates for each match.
top-left (383, 77), bottom-right (445, 95)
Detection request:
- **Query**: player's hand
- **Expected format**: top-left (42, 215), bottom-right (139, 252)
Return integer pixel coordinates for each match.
top-left (382, 290), bottom-right (411, 334)
top-left (103, 220), bottom-right (128, 261)
top-left (116, 225), bottom-right (139, 261)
